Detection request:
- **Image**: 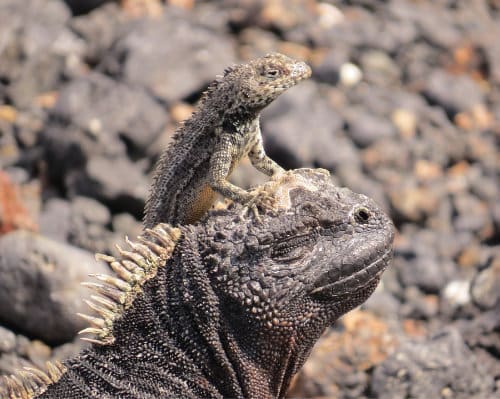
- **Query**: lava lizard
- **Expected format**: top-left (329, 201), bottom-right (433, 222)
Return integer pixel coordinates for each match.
top-left (144, 52), bottom-right (311, 228)
top-left (1, 169), bottom-right (394, 398)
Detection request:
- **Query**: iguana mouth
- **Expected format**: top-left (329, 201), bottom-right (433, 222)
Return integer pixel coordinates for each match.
top-left (309, 248), bottom-right (392, 297)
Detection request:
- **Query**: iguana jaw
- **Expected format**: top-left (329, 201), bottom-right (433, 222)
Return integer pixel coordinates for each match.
top-left (309, 247), bottom-right (393, 298)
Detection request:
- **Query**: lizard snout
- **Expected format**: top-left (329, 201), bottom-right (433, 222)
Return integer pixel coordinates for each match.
top-left (291, 62), bottom-right (312, 80)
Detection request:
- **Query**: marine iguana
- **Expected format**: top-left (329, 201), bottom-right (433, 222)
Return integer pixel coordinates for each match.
top-left (1, 169), bottom-right (394, 398)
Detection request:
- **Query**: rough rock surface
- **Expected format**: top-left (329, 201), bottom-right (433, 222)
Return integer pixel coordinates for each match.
top-left (371, 328), bottom-right (495, 399)
top-left (0, 231), bottom-right (108, 343)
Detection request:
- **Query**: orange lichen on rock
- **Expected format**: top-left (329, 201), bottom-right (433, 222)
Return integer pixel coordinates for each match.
top-left (0, 171), bottom-right (38, 235)
top-left (121, 0), bottom-right (163, 18)
top-left (288, 309), bottom-right (399, 397)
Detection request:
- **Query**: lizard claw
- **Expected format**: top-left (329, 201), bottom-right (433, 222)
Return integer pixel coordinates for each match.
top-left (239, 187), bottom-right (277, 223)
top-left (240, 202), bottom-right (262, 223)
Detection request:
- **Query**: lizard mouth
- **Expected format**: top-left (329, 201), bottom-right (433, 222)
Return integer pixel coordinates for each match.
top-left (309, 248), bottom-right (392, 298)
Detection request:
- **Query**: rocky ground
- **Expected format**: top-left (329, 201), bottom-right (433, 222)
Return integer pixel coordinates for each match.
top-left (0, 0), bottom-right (498, 398)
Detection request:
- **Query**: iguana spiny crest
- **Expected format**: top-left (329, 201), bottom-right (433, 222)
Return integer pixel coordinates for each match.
top-left (0, 224), bottom-right (181, 399)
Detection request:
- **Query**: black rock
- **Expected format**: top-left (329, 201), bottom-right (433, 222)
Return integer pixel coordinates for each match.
top-left (41, 123), bottom-right (126, 187)
top-left (0, 0), bottom-right (85, 107)
top-left (345, 109), bottom-right (397, 148)
top-left (66, 156), bottom-right (149, 217)
top-left (397, 255), bottom-right (453, 294)
top-left (52, 72), bottom-right (167, 155)
top-left (111, 213), bottom-right (142, 238)
top-left (63, 0), bottom-right (112, 15)
top-left (70, 3), bottom-right (126, 64)
top-left (485, 40), bottom-right (500, 85)
top-left (0, 120), bottom-right (19, 168)
top-left (395, 228), bottom-right (457, 294)
top-left (262, 81), bottom-right (352, 170)
top-left (423, 69), bottom-right (485, 115)
top-left (410, 2), bottom-right (461, 48)
top-left (359, 50), bottom-right (401, 86)
top-left (8, 53), bottom-right (65, 108)
top-left (103, 10), bottom-right (236, 102)
top-left (399, 286), bottom-right (439, 320)
top-left (0, 353), bottom-right (33, 376)
top-left (452, 193), bottom-right (491, 235)
top-left (412, 107), bottom-right (466, 165)
top-left (0, 230), bottom-right (109, 344)
top-left (362, 290), bottom-right (401, 320)
top-left (39, 198), bottom-right (73, 243)
top-left (371, 328), bottom-right (495, 399)
top-left (457, 310), bottom-right (500, 365)
top-left (0, 327), bottom-right (16, 354)
top-left (470, 261), bottom-right (500, 310)
top-left (72, 195), bottom-right (111, 225)
top-left (40, 196), bottom-right (113, 253)
top-left (311, 47), bottom-right (349, 85)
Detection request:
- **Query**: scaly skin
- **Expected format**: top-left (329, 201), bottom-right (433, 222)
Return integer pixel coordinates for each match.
top-left (1, 169), bottom-right (394, 398)
top-left (144, 53), bottom-right (311, 228)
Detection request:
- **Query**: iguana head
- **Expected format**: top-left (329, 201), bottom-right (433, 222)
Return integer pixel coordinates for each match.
top-left (199, 169), bottom-right (394, 396)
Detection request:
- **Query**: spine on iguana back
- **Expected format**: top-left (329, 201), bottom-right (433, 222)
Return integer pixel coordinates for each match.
top-left (144, 114), bottom-right (217, 227)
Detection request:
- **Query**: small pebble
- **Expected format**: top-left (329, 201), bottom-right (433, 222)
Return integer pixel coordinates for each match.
top-left (339, 63), bottom-right (363, 86)
top-left (443, 280), bottom-right (471, 307)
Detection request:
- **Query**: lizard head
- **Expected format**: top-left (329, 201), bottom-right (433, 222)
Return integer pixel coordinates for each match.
top-left (201, 169), bottom-right (394, 388)
top-left (218, 52), bottom-right (311, 113)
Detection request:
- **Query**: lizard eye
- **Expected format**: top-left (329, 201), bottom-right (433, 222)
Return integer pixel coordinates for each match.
top-left (262, 68), bottom-right (281, 79)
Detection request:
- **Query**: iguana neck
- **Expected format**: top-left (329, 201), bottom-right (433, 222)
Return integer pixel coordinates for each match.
top-left (220, 315), bottom-right (311, 398)
top-left (161, 233), bottom-right (321, 399)
top-left (151, 232), bottom-right (308, 398)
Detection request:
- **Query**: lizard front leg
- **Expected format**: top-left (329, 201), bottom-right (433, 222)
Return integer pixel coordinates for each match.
top-left (208, 134), bottom-right (274, 220)
top-left (208, 134), bottom-right (254, 204)
top-left (248, 126), bottom-right (285, 177)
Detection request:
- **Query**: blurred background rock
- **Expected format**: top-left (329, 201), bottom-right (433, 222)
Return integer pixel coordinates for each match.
top-left (0, 1), bottom-right (498, 397)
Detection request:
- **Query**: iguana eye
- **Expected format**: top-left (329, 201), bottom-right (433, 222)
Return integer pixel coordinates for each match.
top-left (271, 232), bottom-right (316, 262)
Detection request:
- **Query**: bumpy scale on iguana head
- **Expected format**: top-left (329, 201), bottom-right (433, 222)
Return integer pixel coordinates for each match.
top-left (2, 169), bottom-right (394, 399)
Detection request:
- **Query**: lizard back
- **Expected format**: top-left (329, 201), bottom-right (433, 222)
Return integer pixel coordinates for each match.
top-left (145, 111), bottom-right (219, 227)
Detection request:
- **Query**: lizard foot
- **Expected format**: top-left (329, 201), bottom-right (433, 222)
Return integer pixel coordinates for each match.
top-left (239, 187), bottom-right (277, 223)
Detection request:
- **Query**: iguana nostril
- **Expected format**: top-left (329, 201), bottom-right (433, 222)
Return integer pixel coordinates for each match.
top-left (354, 207), bottom-right (371, 223)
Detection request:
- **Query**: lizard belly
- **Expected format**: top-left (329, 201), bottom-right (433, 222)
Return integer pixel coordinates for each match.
top-left (185, 183), bottom-right (217, 224)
